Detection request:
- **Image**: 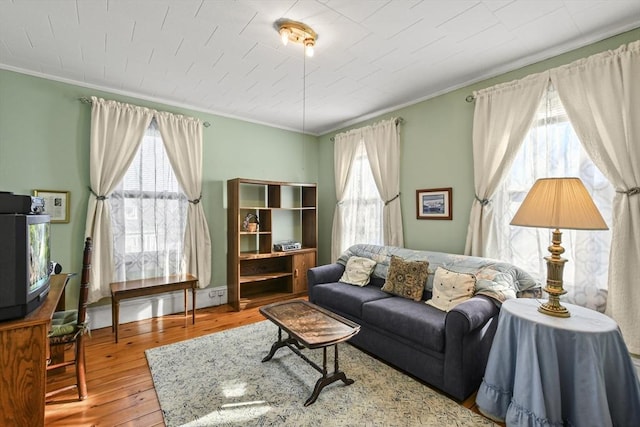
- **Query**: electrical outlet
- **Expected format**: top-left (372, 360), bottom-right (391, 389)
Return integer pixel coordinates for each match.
top-left (217, 290), bottom-right (224, 297)
top-left (208, 290), bottom-right (216, 299)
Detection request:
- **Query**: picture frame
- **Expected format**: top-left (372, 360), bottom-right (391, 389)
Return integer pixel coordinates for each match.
top-left (33, 190), bottom-right (70, 223)
top-left (416, 188), bottom-right (452, 220)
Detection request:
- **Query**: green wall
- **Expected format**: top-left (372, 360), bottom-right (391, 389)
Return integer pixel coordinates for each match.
top-left (1, 27), bottom-right (638, 305)
top-left (316, 27), bottom-right (640, 265)
top-left (0, 70), bottom-right (318, 305)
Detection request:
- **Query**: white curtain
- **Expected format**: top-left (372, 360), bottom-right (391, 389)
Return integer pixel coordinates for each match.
top-left (156, 112), bottom-right (212, 288)
top-left (331, 129), bottom-right (361, 261)
top-left (110, 122), bottom-right (188, 282)
top-left (85, 97), bottom-right (153, 303)
top-left (488, 86), bottom-right (614, 312)
top-left (464, 73), bottom-right (549, 256)
top-left (363, 118), bottom-right (404, 248)
top-left (550, 41), bottom-right (640, 354)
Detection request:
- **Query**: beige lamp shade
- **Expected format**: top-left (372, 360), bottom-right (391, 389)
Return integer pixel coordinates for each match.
top-left (510, 177), bottom-right (608, 231)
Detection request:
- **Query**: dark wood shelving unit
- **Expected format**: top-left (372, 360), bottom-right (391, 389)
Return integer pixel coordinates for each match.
top-left (227, 178), bottom-right (317, 311)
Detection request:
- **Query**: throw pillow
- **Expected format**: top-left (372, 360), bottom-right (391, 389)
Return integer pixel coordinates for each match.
top-left (340, 256), bottom-right (377, 286)
top-left (426, 267), bottom-right (476, 312)
top-left (381, 256), bottom-right (429, 301)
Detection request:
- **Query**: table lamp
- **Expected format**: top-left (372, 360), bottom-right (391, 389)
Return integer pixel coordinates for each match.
top-left (510, 177), bottom-right (608, 317)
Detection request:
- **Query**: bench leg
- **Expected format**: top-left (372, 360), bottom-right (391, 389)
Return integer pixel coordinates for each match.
top-left (192, 287), bottom-right (196, 324)
top-left (111, 297), bottom-right (115, 332)
top-left (184, 288), bottom-right (188, 317)
top-left (113, 298), bottom-right (120, 343)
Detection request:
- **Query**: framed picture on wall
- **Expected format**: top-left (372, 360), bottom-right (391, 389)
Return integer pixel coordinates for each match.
top-left (416, 188), bottom-right (452, 220)
top-left (33, 190), bottom-right (70, 223)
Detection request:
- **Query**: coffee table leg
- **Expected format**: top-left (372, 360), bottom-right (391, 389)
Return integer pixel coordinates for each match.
top-left (304, 345), bottom-right (354, 406)
top-left (262, 327), bottom-right (298, 362)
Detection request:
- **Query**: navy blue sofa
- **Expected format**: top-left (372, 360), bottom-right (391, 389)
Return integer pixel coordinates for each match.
top-left (307, 245), bottom-right (540, 401)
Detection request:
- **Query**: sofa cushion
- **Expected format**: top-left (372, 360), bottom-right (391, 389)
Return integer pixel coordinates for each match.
top-left (340, 256), bottom-right (377, 286)
top-left (381, 255), bottom-right (429, 301)
top-left (426, 267), bottom-right (476, 312)
top-left (313, 282), bottom-right (391, 318)
top-left (362, 297), bottom-right (446, 353)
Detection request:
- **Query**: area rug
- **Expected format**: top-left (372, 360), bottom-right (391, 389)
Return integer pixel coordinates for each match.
top-left (145, 321), bottom-right (495, 427)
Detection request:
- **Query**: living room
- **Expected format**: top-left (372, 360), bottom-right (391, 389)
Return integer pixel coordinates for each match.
top-left (1, 1), bottom-right (639, 425)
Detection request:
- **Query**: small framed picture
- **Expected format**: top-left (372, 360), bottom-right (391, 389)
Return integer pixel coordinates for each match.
top-left (416, 188), bottom-right (452, 220)
top-left (33, 190), bottom-right (70, 223)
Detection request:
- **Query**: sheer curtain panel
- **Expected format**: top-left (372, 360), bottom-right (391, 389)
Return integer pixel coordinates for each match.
top-left (331, 129), bottom-right (361, 261)
top-left (488, 87), bottom-right (614, 313)
top-left (464, 73), bottom-right (549, 256)
top-left (362, 118), bottom-right (404, 248)
top-left (551, 41), bottom-right (640, 353)
top-left (85, 97), bottom-right (153, 303)
top-left (156, 112), bottom-right (212, 288)
top-left (110, 122), bottom-right (188, 281)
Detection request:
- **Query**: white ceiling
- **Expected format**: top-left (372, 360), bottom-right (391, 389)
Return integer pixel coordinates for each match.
top-left (1, 0), bottom-right (639, 135)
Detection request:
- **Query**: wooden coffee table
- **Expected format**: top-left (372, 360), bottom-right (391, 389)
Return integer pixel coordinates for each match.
top-left (259, 299), bottom-right (360, 406)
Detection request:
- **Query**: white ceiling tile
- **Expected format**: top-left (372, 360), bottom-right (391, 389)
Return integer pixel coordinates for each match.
top-left (322, 0), bottom-right (390, 23)
top-left (454, 23), bottom-right (514, 53)
top-left (568, 1), bottom-right (640, 34)
top-left (435, 2), bottom-right (500, 42)
top-left (482, 1), bottom-right (515, 13)
top-left (492, 0), bottom-right (565, 30)
top-left (361, 1), bottom-right (426, 40)
top-left (410, 1), bottom-right (482, 27)
top-left (514, 7), bottom-right (581, 51)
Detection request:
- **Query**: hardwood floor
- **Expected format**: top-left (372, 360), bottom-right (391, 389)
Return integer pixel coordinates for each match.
top-left (45, 303), bottom-right (497, 426)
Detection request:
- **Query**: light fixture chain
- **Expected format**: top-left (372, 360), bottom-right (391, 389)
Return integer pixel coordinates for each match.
top-left (303, 49), bottom-right (306, 136)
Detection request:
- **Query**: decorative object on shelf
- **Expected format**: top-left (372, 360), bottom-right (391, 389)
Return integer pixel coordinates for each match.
top-left (510, 177), bottom-right (608, 317)
top-left (32, 189), bottom-right (70, 223)
top-left (275, 19), bottom-right (317, 57)
top-left (416, 188), bottom-right (452, 220)
top-left (273, 241), bottom-right (302, 252)
top-left (243, 213), bottom-right (259, 232)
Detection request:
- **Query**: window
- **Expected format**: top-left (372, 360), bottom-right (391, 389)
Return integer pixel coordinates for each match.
top-left (490, 86), bottom-right (613, 311)
top-left (339, 141), bottom-right (384, 252)
top-left (110, 120), bottom-right (188, 281)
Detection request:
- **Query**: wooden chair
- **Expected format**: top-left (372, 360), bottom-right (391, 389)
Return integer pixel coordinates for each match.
top-left (46, 237), bottom-right (92, 401)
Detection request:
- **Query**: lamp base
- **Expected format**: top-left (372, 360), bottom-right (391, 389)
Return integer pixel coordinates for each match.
top-left (538, 228), bottom-right (571, 317)
top-left (538, 228), bottom-right (571, 318)
top-left (538, 300), bottom-right (570, 318)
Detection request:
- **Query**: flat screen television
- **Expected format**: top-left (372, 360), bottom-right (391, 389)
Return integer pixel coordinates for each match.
top-left (0, 214), bottom-right (51, 321)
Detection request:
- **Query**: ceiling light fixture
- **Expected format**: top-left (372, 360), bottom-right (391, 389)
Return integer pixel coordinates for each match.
top-left (276, 19), bottom-right (317, 57)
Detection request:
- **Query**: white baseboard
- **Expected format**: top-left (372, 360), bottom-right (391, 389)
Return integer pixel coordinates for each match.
top-left (87, 285), bottom-right (228, 331)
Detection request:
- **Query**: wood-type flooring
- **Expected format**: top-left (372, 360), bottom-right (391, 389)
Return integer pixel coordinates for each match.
top-left (45, 301), bottom-right (497, 426)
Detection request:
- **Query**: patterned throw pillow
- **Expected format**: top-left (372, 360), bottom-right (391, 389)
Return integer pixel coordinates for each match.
top-left (381, 256), bottom-right (429, 301)
top-left (426, 267), bottom-right (476, 312)
top-left (340, 256), bottom-right (377, 286)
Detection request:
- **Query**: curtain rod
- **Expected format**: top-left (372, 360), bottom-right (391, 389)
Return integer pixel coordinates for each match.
top-left (78, 97), bottom-right (211, 127)
top-left (465, 95), bottom-right (475, 102)
top-left (330, 117), bottom-right (404, 142)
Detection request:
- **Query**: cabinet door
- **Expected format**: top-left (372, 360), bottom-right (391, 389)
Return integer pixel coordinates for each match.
top-left (293, 251), bottom-right (316, 293)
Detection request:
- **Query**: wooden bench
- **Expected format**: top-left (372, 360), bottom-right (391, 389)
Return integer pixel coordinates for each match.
top-left (110, 274), bottom-right (198, 343)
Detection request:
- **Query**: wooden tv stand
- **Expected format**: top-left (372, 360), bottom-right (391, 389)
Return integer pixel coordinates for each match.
top-left (0, 273), bottom-right (71, 427)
